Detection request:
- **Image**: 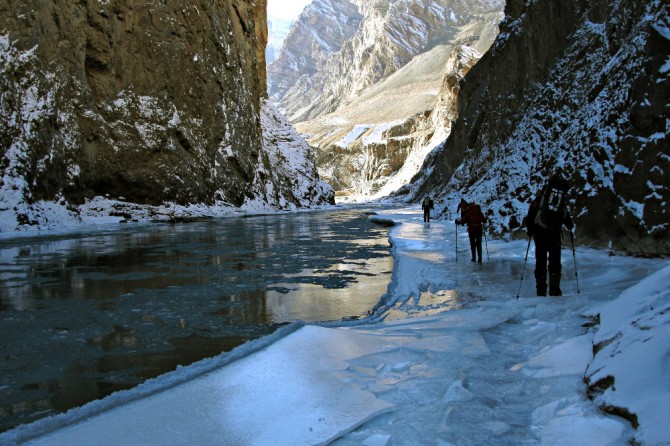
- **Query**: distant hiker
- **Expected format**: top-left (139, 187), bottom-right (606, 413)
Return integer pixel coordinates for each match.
top-left (456, 200), bottom-right (487, 262)
top-left (422, 196), bottom-right (434, 222)
top-left (525, 173), bottom-right (574, 296)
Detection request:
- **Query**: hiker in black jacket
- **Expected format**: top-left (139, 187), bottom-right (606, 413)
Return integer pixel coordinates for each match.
top-left (422, 197), bottom-right (434, 222)
top-left (525, 174), bottom-right (574, 296)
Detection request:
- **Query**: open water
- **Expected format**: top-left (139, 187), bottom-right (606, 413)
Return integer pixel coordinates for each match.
top-left (0, 207), bottom-right (394, 432)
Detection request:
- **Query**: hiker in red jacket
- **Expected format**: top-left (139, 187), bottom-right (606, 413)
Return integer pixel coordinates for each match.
top-left (456, 201), bottom-right (488, 263)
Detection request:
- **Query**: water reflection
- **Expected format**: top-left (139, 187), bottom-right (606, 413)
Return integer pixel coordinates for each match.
top-left (267, 256), bottom-right (393, 322)
top-left (382, 289), bottom-right (481, 321)
top-left (0, 208), bottom-right (393, 432)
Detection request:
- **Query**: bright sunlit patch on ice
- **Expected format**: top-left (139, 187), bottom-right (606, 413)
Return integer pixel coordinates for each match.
top-left (381, 289), bottom-right (476, 321)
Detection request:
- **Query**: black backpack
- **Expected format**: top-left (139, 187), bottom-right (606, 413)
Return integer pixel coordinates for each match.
top-left (534, 175), bottom-right (569, 231)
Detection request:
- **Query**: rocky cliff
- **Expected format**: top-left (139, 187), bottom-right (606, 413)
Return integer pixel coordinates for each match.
top-left (267, 0), bottom-right (364, 122)
top-left (0, 0), bottom-right (333, 231)
top-left (269, 0), bottom-right (504, 123)
top-left (403, 0), bottom-right (669, 255)
top-left (298, 44), bottom-right (484, 200)
top-left (271, 0), bottom-right (504, 200)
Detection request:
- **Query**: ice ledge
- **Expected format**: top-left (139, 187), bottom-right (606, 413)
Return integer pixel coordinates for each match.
top-left (2, 324), bottom-right (395, 446)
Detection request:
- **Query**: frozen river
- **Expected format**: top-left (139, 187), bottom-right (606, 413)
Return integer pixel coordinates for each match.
top-left (0, 207), bottom-right (394, 432)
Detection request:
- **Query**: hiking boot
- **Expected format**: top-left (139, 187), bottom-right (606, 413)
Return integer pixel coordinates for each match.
top-left (478, 258), bottom-right (482, 263)
top-left (549, 274), bottom-right (562, 296)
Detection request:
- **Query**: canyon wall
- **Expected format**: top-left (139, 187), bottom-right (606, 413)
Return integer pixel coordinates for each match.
top-left (1, 0), bottom-right (332, 231)
top-left (269, 0), bottom-right (504, 200)
top-left (404, 0), bottom-right (669, 255)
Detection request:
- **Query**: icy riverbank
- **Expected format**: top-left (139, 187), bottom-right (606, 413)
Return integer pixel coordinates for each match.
top-left (1, 207), bottom-right (668, 445)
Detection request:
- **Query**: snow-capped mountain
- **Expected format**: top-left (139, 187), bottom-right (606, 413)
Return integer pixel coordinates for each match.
top-left (0, 0), bottom-right (333, 232)
top-left (297, 44), bottom-right (485, 201)
top-left (403, 0), bottom-right (669, 255)
top-left (269, 0), bottom-right (505, 201)
top-left (267, 0), bottom-right (364, 122)
top-left (269, 0), bottom-right (504, 123)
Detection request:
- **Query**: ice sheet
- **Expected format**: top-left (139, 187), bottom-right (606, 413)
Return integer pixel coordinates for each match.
top-left (24, 326), bottom-right (394, 446)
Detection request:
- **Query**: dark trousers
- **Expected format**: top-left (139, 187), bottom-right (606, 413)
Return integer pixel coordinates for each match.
top-left (423, 209), bottom-right (430, 222)
top-left (534, 229), bottom-right (562, 294)
top-left (468, 227), bottom-right (483, 261)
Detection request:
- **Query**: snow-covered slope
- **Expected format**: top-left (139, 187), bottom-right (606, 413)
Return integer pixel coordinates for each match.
top-left (585, 264), bottom-right (670, 445)
top-left (403, 0), bottom-right (669, 255)
top-left (250, 100), bottom-right (334, 209)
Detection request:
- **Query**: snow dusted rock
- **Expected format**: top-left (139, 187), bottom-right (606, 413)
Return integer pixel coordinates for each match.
top-left (271, 0), bottom-right (504, 200)
top-left (0, 1), bottom-right (331, 232)
top-left (404, 0), bottom-right (670, 255)
top-left (585, 263), bottom-right (670, 445)
top-left (270, 0), bottom-right (504, 123)
top-left (267, 0), bottom-right (364, 122)
top-left (253, 100), bottom-right (335, 209)
top-left (299, 44), bottom-right (485, 201)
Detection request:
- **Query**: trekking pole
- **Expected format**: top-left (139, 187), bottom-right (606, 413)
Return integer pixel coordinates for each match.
top-left (455, 222), bottom-right (458, 262)
top-left (484, 224), bottom-right (490, 261)
top-left (570, 231), bottom-right (581, 294)
top-left (516, 236), bottom-right (532, 299)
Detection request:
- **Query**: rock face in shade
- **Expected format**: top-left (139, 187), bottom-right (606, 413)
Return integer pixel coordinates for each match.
top-left (0, 0), bottom-right (333, 231)
top-left (403, 0), bottom-right (669, 255)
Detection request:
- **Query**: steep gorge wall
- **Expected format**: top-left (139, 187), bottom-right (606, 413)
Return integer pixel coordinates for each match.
top-left (276, 0), bottom-right (504, 200)
top-left (304, 44), bottom-right (482, 200)
top-left (406, 0), bottom-right (669, 255)
top-left (1, 0), bottom-right (317, 230)
top-left (269, 0), bottom-right (504, 123)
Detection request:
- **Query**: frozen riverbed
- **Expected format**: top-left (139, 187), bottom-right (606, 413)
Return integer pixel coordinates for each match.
top-left (1, 207), bottom-right (668, 445)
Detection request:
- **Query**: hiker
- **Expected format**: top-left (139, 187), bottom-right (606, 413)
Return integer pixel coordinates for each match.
top-left (422, 196), bottom-right (434, 222)
top-left (525, 173), bottom-right (574, 296)
top-left (456, 200), bottom-right (487, 262)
